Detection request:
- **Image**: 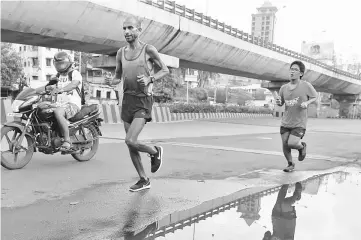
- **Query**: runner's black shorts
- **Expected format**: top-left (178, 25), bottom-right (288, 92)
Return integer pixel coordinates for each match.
top-left (121, 93), bottom-right (153, 124)
top-left (280, 126), bottom-right (306, 139)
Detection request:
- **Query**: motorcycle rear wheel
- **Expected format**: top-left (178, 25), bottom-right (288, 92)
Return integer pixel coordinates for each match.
top-left (1, 126), bottom-right (34, 170)
top-left (71, 124), bottom-right (99, 162)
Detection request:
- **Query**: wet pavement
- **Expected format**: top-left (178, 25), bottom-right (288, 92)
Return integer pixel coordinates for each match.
top-left (3, 165), bottom-right (360, 240)
top-left (118, 168), bottom-right (361, 240)
top-left (1, 118), bottom-right (361, 240)
top-left (1, 142), bottom-right (342, 209)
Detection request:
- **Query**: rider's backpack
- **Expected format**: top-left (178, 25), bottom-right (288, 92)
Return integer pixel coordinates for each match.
top-left (56, 70), bottom-right (86, 105)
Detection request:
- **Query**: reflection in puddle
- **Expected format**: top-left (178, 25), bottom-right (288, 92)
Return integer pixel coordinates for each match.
top-left (120, 171), bottom-right (360, 240)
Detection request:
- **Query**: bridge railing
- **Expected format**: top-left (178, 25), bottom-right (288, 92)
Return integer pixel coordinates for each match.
top-left (145, 173), bottom-right (330, 239)
top-left (140, 0), bottom-right (361, 80)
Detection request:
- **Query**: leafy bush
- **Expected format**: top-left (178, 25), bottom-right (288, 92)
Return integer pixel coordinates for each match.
top-left (194, 88), bottom-right (208, 101)
top-left (207, 88), bottom-right (226, 103)
top-left (153, 92), bottom-right (173, 103)
top-left (171, 86), bottom-right (209, 103)
top-left (169, 103), bottom-right (272, 114)
top-left (215, 89), bottom-right (227, 103)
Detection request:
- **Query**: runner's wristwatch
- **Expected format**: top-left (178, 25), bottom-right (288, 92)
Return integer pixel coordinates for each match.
top-left (149, 76), bottom-right (155, 83)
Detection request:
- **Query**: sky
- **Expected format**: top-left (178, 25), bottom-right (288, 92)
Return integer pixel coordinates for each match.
top-left (158, 173), bottom-right (360, 240)
top-left (175, 0), bottom-right (361, 63)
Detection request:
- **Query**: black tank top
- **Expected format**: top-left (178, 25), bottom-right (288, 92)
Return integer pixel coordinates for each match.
top-left (121, 44), bottom-right (154, 97)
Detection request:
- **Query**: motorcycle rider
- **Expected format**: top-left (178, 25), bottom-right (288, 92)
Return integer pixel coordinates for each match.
top-left (44, 51), bottom-right (83, 151)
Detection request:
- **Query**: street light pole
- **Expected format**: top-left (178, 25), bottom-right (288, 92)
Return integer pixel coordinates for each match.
top-left (186, 80), bottom-right (189, 104)
top-left (214, 85), bottom-right (217, 103)
top-left (352, 95), bottom-right (359, 119)
top-left (225, 84), bottom-right (228, 103)
top-left (317, 92), bottom-right (321, 118)
top-left (79, 52), bottom-right (82, 72)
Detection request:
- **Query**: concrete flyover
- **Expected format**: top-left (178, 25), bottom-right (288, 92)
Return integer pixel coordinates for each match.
top-left (1, 0), bottom-right (361, 115)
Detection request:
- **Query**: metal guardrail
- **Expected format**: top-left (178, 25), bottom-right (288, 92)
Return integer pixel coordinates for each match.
top-left (139, 0), bottom-right (361, 80)
top-left (148, 186), bottom-right (282, 239)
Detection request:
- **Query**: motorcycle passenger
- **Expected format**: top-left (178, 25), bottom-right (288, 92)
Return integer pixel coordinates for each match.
top-left (45, 51), bottom-right (83, 151)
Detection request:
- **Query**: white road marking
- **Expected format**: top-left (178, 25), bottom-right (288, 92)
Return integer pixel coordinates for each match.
top-left (159, 141), bottom-right (354, 163)
top-left (99, 138), bottom-right (356, 163)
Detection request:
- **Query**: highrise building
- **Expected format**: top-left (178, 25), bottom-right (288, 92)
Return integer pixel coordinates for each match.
top-left (12, 44), bottom-right (74, 88)
top-left (251, 1), bottom-right (278, 43)
top-left (237, 197), bottom-right (261, 226)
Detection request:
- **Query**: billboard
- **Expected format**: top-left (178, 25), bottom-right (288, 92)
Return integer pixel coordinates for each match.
top-left (301, 41), bottom-right (335, 61)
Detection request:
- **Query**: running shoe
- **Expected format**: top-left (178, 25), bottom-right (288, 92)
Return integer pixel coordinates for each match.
top-left (129, 178), bottom-right (151, 192)
top-left (151, 146), bottom-right (163, 173)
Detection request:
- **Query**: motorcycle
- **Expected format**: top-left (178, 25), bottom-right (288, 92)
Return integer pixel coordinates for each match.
top-left (1, 79), bottom-right (103, 170)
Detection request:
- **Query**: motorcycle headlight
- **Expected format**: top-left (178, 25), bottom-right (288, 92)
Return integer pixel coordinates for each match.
top-left (12, 100), bottom-right (24, 113)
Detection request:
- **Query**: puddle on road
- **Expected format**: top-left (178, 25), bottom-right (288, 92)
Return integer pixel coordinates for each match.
top-left (116, 170), bottom-right (360, 240)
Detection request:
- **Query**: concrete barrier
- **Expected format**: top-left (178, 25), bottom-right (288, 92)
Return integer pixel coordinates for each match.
top-left (1, 99), bottom-right (272, 125)
top-left (98, 104), bottom-right (174, 124)
top-left (97, 105), bottom-right (272, 123)
top-left (1, 99), bottom-right (173, 124)
top-left (171, 111), bottom-right (271, 121)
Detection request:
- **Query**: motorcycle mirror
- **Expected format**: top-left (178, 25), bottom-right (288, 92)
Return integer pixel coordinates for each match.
top-left (46, 77), bottom-right (59, 86)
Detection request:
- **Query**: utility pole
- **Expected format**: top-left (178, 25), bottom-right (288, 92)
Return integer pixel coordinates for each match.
top-left (214, 85), bottom-right (217, 103)
top-left (186, 80), bottom-right (189, 104)
top-left (225, 84), bottom-right (228, 103)
top-left (79, 52), bottom-right (82, 73)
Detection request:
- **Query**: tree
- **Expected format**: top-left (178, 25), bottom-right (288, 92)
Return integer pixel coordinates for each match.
top-left (207, 87), bottom-right (226, 103)
top-left (193, 88), bottom-right (208, 101)
top-left (197, 71), bottom-right (209, 88)
top-left (330, 99), bottom-right (340, 109)
top-left (153, 68), bottom-right (177, 94)
top-left (74, 51), bottom-right (93, 74)
top-left (253, 88), bottom-right (266, 100)
top-left (229, 79), bottom-right (245, 87)
top-left (228, 88), bottom-right (253, 105)
top-left (1, 43), bottom-right (24, 87)
top-left (74, 51), bottom-right (94, 98)
top-left (320, 92), bottom-right (332, 103)
top-left (197, 71), bottom-right (220, 88)
top-left (153, 68), bottom-right (179, 102)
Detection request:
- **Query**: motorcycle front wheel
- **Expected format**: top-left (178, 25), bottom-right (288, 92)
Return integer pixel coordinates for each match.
top-left (71, 124), bottom-right (99, 162)
top-left (1, 126), bottom-right (34, 170)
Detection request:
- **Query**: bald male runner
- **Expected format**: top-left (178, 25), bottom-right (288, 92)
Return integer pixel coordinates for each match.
top-left (106, 16), bottom-right (170, 192)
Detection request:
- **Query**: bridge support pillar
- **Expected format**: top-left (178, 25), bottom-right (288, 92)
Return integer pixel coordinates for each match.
top-left (333, 94), bottom-right (360, 118)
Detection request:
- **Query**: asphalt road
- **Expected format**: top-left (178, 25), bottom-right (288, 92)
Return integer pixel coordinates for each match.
top-left (1, 117), bottom-right (361, 240)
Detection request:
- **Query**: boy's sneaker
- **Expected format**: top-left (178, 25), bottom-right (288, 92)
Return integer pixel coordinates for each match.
top-left (283, 162), bottom-right (295, 172)
top-left (151, 146), bottom-right (163, 173)
top-left (298, 142), bottom-right (307, 161)
top-left (129, 178), bottom-right (151, 192)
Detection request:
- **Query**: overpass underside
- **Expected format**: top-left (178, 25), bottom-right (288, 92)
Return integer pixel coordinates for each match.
top-left (1, 29), bottom-right (118, 55)
top-left (1, 0), bottom-right (361, 99)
